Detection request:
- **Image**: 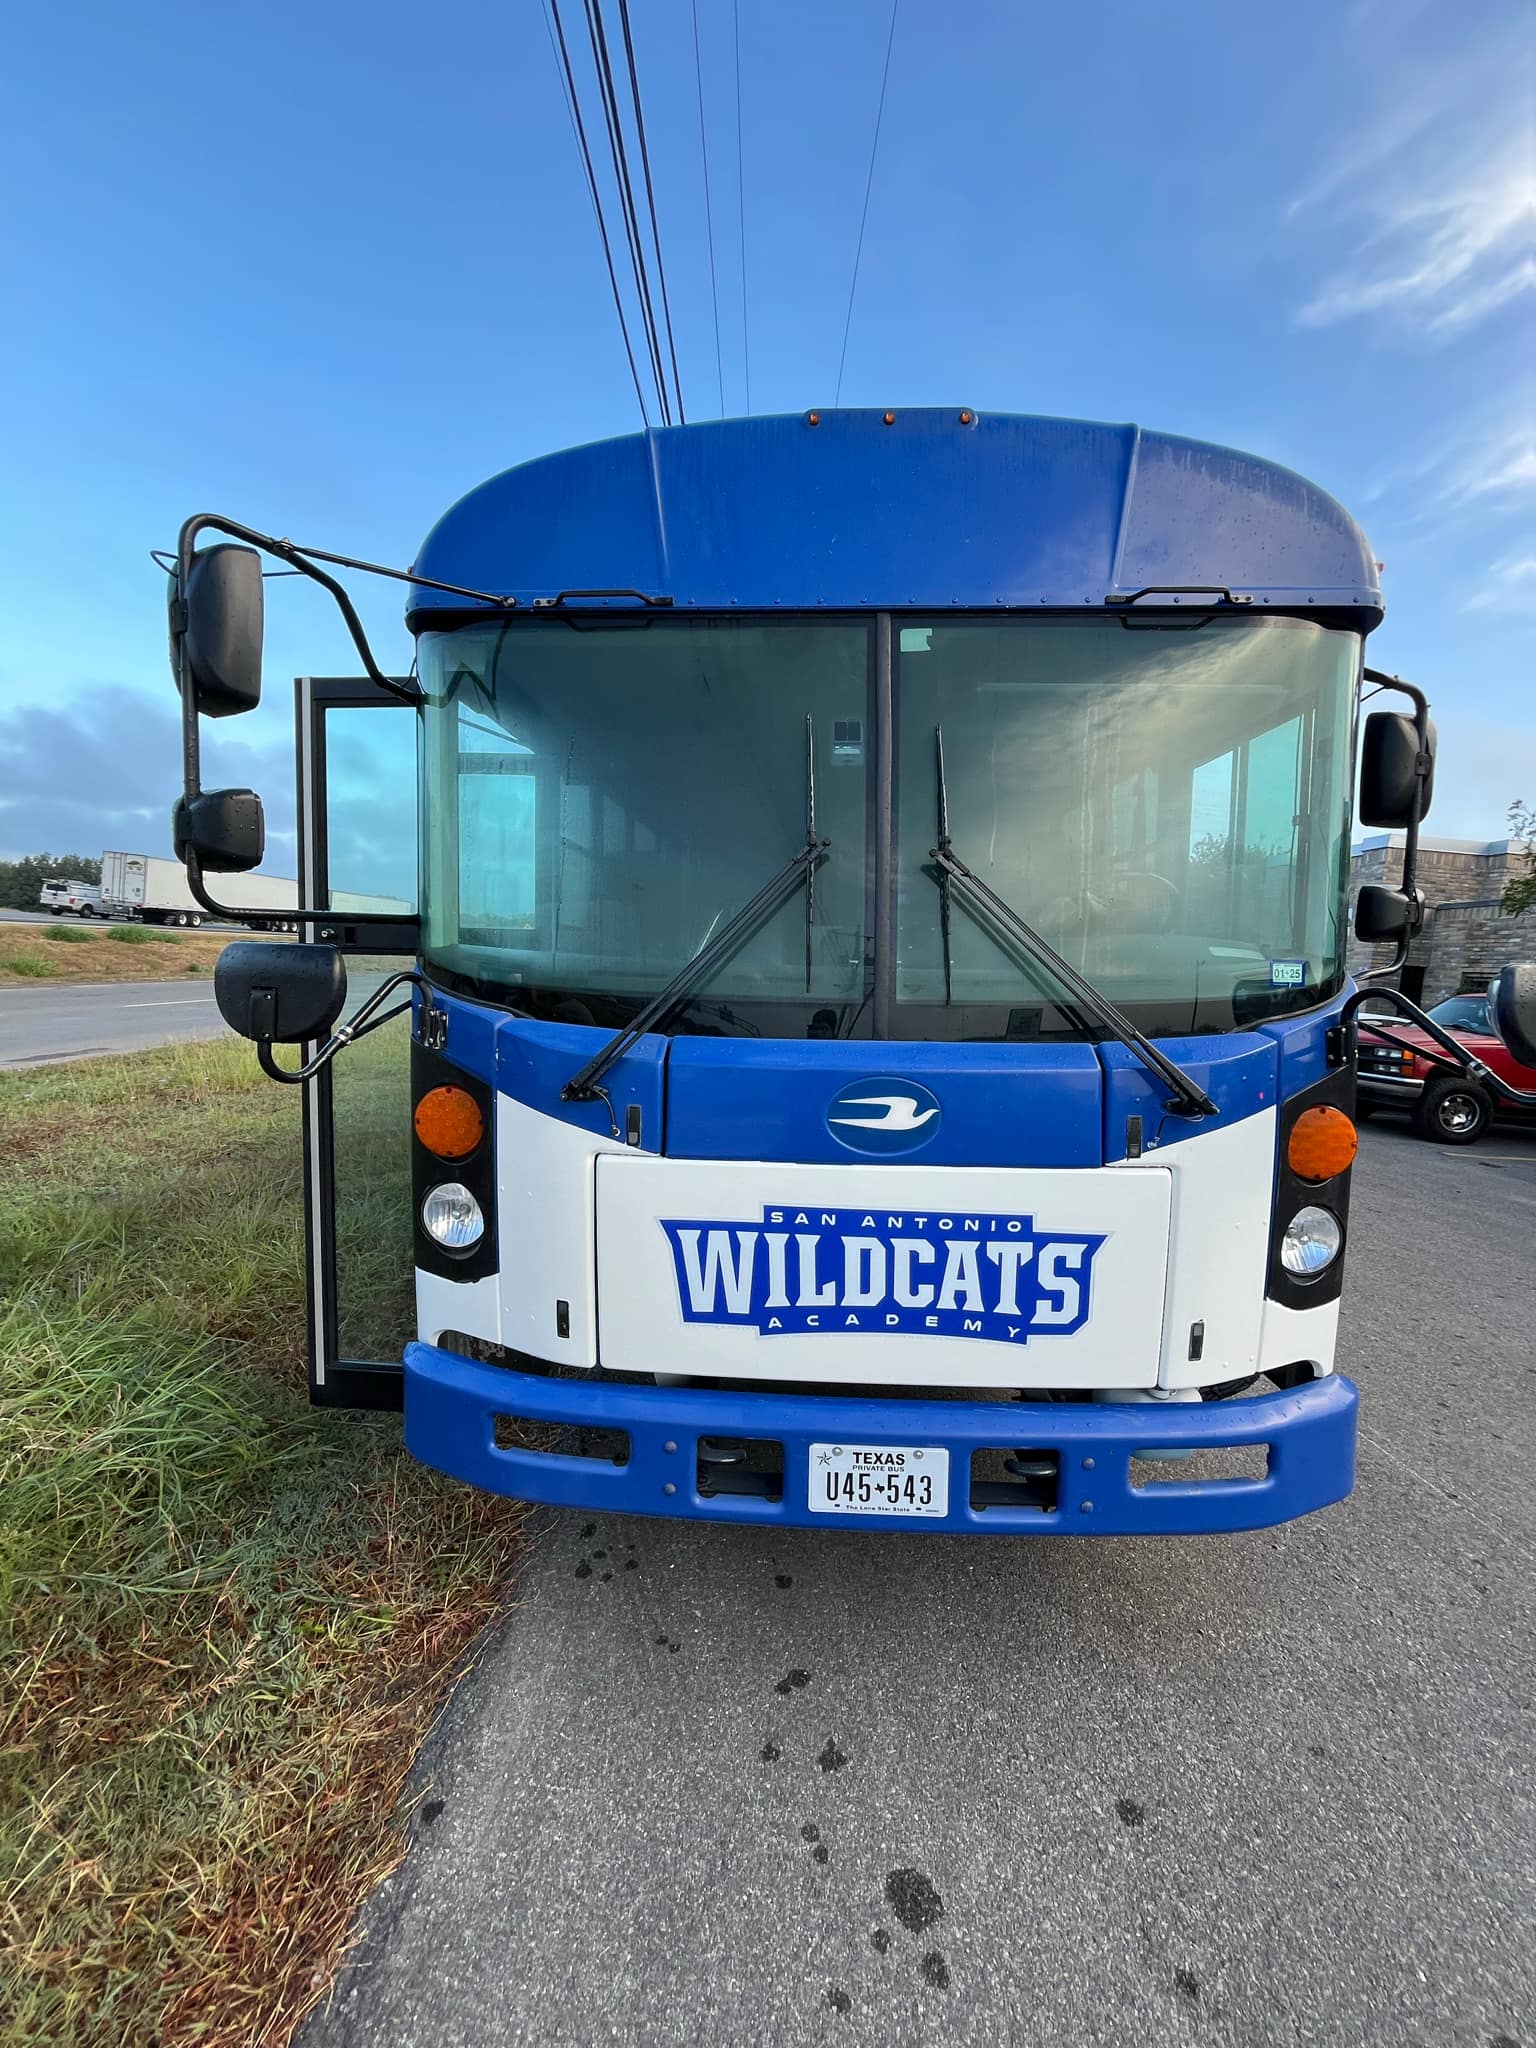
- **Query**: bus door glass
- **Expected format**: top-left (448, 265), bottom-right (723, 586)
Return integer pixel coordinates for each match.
top-left (296, 676), bottom-right (421, 1408)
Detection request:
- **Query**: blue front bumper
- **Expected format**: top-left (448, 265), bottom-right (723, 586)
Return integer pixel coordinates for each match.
top-left (404, 1344), bottom-right (1358, 1536)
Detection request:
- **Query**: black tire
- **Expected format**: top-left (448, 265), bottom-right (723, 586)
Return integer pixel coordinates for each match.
top-left (187, 913), bottom-right (203, 928)
top-left (1413, 1074), bottom-right (1491, 1146)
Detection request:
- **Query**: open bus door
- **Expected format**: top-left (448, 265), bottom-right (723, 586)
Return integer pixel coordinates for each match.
top-left (295, 676), bottom-right (421, 1410)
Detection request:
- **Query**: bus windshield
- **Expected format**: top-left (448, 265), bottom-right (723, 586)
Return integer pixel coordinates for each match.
top-left (418, 612), bottom-right (1358, 1039)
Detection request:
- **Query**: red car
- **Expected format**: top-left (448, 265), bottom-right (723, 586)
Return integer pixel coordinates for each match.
top-left (1356, 991), bottom-right (1536, 1143)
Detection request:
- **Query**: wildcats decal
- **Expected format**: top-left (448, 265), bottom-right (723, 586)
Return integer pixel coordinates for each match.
top-left (658, 1207), bottom-right (1106, 1345)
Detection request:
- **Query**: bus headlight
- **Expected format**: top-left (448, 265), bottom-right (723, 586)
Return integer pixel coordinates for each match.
top-left (1280, 1205), bottom-right (1342, 1278)
top-left (421, 1182), bottom-right (485, 1250)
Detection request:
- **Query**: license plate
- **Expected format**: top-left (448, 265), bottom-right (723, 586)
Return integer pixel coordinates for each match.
top-left (807, 1442), bottom-right (949, 1518)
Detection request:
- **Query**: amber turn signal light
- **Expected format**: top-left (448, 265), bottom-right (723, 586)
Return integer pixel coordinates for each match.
top-left (414, 1085), bottom-right (484, 1160)
top-left (1287, 1105), bottom-right (1357, 1183)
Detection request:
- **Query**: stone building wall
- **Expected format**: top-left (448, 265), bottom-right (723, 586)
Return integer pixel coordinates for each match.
top-left (1346, 836), bottom-right (1533, 1001)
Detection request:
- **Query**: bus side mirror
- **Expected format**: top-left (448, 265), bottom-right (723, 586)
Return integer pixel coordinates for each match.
top-left (215, 941), bottom-right (347, 1044)
top-left (1354, 883), bottom-right (1414, 943)
top-left (1358, 710), bottom-right (1435, 828)
top-left (170, 543), bottom-right (264, 717)
top-left (173, 788), bottom-right (266, 874)
top-left (1490, 962), bottom-right (1536, 1066)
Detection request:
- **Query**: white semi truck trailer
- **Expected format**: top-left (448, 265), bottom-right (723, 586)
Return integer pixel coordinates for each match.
top-left (99, 850), bottom-right (300, 930)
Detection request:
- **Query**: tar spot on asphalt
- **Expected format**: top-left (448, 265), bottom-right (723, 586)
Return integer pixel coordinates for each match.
top-left (827, 1987), bottom-right (851, 2015)
top-left (802, 1823), bottom-right (820, 1841)
top-left (812, 1844), bottom-right (829, 1864)
top-left (870, 1928), bottom-right (891, 1955)
top-left (601, 1571), bottom-right (612, 1582)
top-left (817, 1738), bottom-right (848, 1773)
top-left (1174, 1968), bottom-right (1200, 2001)
top-left (775, 1668), bottom-right (812, 1696)
top-left (761, 1741), bottom-right (782, 1762)
top-left (885, 1869), bottom-right (943, 1933)
top-left (655, 1634), bottom-right (668, 1646)
top-left (921, 1952), bottom-right (950, 1989)
top-left (625, 1558), bottom-right (638, 1570)
top-left (667, 1640), bottom-right (680, 1653)
top-left (1488, 2036), bottom-right (1523, 2047)
top-left (1116, 1798), bottom-right (1145, 1827)
top-left (775, 1573), bottom-right (793, 1588)
top-left (580, 1523), bottom-right (596, 1539)
top-left (1309, 1743), bottom-right (1327, 1758)
top-left (420, 1799), bottom-right (445, 1828)
top-left (593, 1549), bottom-right (606, 1560)
top-left (574, 1560), bottom-right (592, 1579)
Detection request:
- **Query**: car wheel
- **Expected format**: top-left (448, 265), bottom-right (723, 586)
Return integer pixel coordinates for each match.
top-left (1413, 1075), bottom-right (1491, 1145)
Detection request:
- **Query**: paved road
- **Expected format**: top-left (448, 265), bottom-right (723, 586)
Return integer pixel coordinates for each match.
top-left (305, 1121), bottom-right (1536, 2048)
top-left (0, 968), bottom-right (393, 1068)
top-left (0, 978), bottom-right (228, 1067)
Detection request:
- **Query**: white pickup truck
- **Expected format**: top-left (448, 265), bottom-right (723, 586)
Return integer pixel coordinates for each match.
top-left (39, 878), bottom-right (103, 916)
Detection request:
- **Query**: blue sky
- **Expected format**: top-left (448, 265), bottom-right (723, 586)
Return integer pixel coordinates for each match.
top-left (0, 0), bottom-right (1530, 868)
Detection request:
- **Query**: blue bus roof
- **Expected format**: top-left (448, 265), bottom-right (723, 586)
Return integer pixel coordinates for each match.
top-left (409, 409), bottom-right (1381, 621)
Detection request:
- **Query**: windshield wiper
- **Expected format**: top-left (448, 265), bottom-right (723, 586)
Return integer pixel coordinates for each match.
top-left (928, 727), bottom-right (1215, 1121)
top-left (563, 719), bottom-right (829, 1117)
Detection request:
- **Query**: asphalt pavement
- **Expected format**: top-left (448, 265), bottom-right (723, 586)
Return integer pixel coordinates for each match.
top-left (302, 1120), bottom-right (1536, 2048)
top-left (0, 978), bottom-right (228, 1066)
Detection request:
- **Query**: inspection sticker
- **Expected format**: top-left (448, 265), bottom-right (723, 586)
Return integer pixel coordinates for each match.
top-left (1270, 959), bottom-right (1307, 988)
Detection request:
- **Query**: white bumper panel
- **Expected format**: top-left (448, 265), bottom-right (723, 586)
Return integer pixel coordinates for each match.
top-left (594, 1156), bottom-right (1172, 1388)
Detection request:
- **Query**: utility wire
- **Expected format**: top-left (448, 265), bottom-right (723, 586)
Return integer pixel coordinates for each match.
top-left (733, 0), bottom-right (750, 412)
top-left (691, 0), bottom-right (726, 417)
top-left (585, 0), bottom-right (672, 423)
top-left (834, 0), bottom-right (900, 407)
top-left (617, 0), bottom-right (686, 422)
top-left (544, 0), bottom-right (652, 426)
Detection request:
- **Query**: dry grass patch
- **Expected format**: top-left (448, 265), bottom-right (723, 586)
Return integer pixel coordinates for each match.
top-left (0, 1036), bottom-right (523, 2047)
top-left (0, 925), bottom-right (262, 985)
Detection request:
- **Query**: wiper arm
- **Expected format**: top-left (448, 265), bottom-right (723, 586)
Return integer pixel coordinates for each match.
top-left (563, 820), bottom-right (830, 1121)
top-left (929, 727), bottom-right (1215, 1121)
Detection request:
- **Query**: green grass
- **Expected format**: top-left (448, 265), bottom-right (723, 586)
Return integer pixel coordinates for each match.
top-left (106, 926), bottom-right (158, 945)
top-left (6, 955), bottom-right (54, 978)
top-left (0, 1032), bottom-right (522, 2048)
top-left (41, 925), bottom-right (95, 944)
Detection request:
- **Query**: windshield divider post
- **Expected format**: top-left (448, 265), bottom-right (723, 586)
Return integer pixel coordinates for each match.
top-left (872, 615), bottom-right (895, 1041)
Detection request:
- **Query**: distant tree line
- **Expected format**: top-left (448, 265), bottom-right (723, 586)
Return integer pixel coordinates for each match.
top-left (0, 852), bottom-right (103, 909)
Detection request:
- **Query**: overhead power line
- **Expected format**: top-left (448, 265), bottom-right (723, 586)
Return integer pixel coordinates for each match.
top-left (617, 0), bottom-right (686, 423)
top-left (691, 0), bottom-right (726, 417)
top-left (733, 0), bottom-right (750, 413)
top-left (543, 0), bottom-right (687, 429)
top-left (835, 0), bottom-right (900, 407)
top-left (544, 0), bottom-right (653, 427)
top-left (584, 0), bottom-right (674, 423)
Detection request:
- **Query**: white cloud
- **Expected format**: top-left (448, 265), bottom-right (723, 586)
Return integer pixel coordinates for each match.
top-left (1463, 552), bottom-right (1536, 614)
top-left (1292, 53), bottom-right (1535, 341)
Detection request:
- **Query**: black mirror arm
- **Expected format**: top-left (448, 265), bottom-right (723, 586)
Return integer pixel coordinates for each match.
top-left (251, 971), bottom-right (441, 1084)
top-left (1361, 667), bottom-right (1433, 926)
top-left (1332, 985), bottom-right (1536, 1107)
